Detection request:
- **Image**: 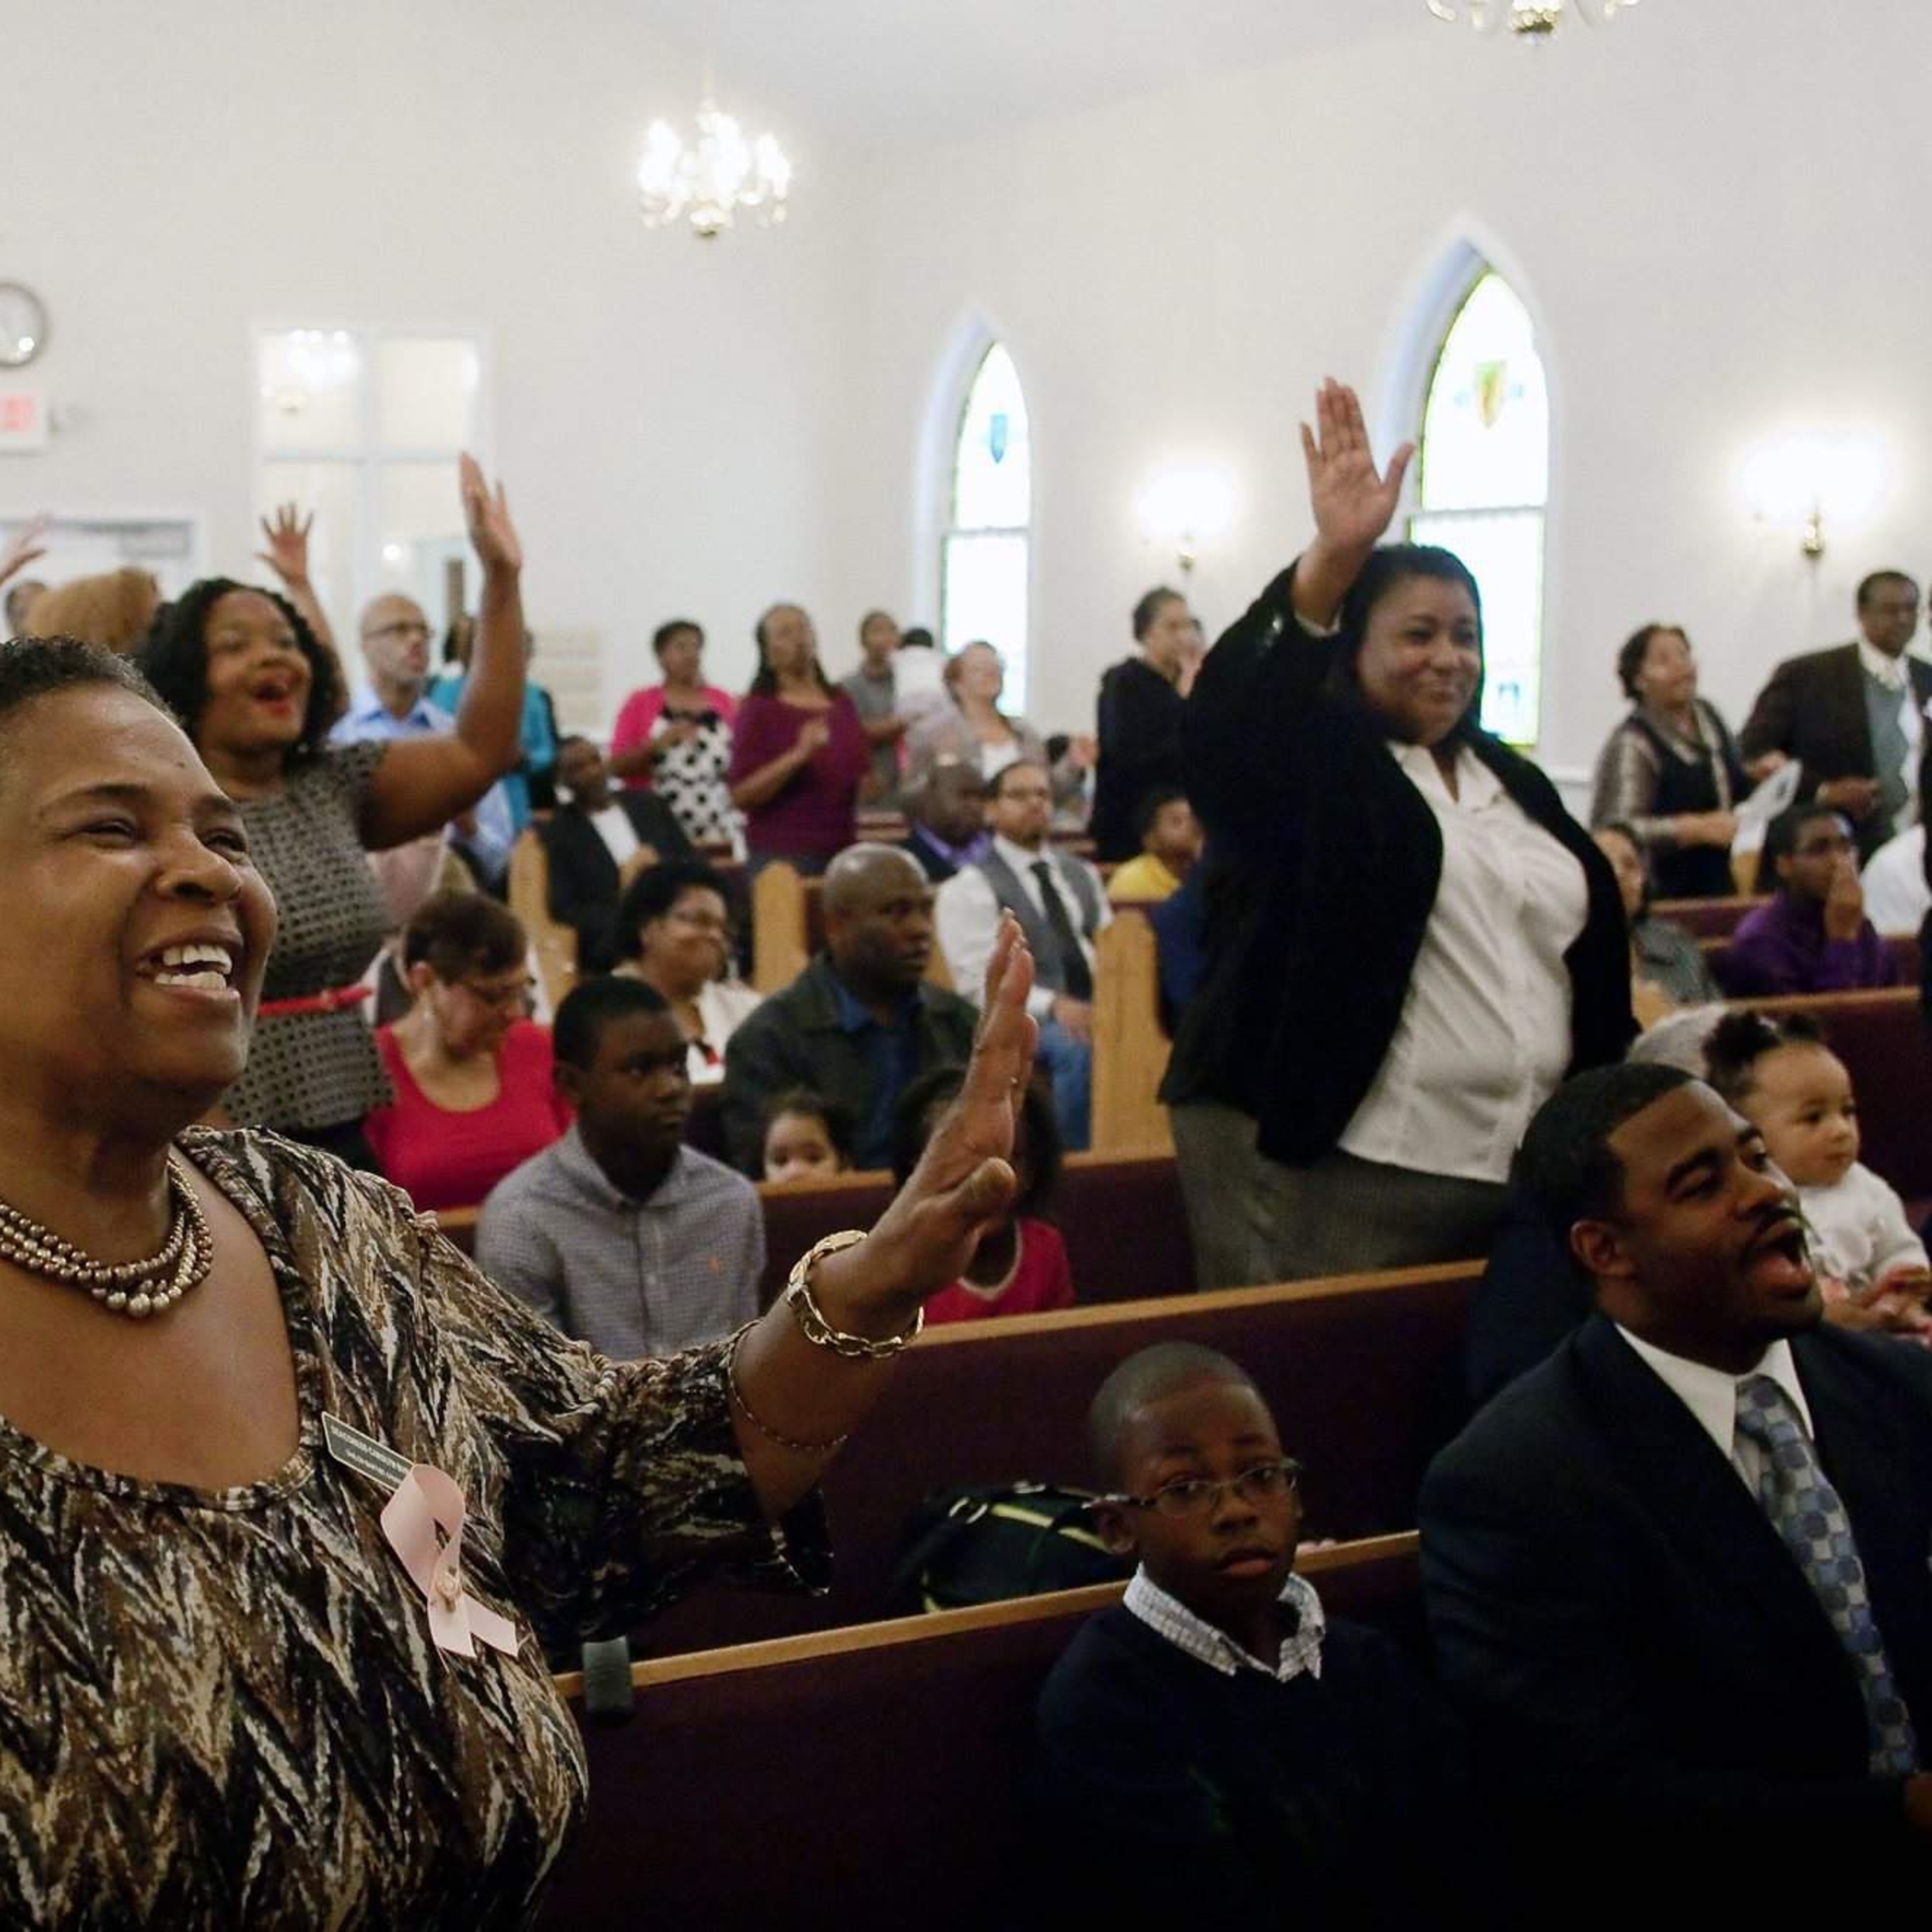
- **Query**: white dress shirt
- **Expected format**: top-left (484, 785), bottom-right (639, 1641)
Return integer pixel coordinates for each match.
top-left (934, 833), bottom-right (1112, 1021)
top-left (1861, 825), bottom-right (1929, 936)
top-left (1336, 743), bottom-right (1588, 1184)
top-left (586, 802), bottom-right (640, 871)
top-left (1615, 1327), bottom-right (1814, 1493)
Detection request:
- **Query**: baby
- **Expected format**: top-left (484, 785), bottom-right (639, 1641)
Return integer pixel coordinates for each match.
top-left (1704, 1010), bottom-right (1931, 1337)
top-left (759, 1088), bottom-right (853, 1188)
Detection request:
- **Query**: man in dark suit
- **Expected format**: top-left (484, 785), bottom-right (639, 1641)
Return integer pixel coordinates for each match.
top-left (1422, 1063), bottom-right (1932, 1917)
top-left (896, 758), bottom-right (989, 884)
top-left (539, 735), bottom-right (690, 972)
top-left (1740, 571), bottom-right (1932, 859)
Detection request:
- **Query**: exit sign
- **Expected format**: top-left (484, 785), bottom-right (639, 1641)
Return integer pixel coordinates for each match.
top-left (0, 390), bottom-right (49, 451)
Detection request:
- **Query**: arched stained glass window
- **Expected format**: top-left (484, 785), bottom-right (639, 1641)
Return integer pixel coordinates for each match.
top-left (1408, 270), bottom-right (1549, 744)
top-left (942, 343), bottom-right (1032, 713)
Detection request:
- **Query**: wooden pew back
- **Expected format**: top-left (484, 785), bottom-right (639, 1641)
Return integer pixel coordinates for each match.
top-left (1653, 894), bottom-right (1766, 940)
top-left (509, 829), bottom-right (580, 1016)
top-left (754, 1151), bottom-right (1194, 1309)
top-left (542, 1532), bottom-right (1419, 1931)
top-left (636, 1264), bottom-right (1472, 1655)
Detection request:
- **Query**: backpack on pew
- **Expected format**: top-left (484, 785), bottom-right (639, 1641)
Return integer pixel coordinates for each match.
top-left (890, 1482), bottom-right (1131, 1613)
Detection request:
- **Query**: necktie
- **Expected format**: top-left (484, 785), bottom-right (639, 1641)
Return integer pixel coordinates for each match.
top-left (1733, 1374), bottom-right (1919, 1774)
top-left (1030, 860), bottom-right (1094, 1001)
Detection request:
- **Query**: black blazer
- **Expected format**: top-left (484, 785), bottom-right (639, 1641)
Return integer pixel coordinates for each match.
top-left (1422, 1315), bottom-right (1932, 1910)
top-left (1739, 641), bottom-right (1932, 856)
top-left (540, 793), bottom-right (691, 973)
top-left (1161, 565), bottom-right (1634, 1167)
top-left (1091, 655), bottom-right (1186, 862)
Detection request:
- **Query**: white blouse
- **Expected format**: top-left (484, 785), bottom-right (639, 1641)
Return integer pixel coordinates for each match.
top-left (1338, 742), bottom-right (1588, 1184)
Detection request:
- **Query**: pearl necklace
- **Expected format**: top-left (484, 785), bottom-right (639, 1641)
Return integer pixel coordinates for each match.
top-left (0, 1154), bottom-right (212, 1319)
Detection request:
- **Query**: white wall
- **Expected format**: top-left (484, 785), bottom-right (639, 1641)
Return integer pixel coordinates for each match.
top-left (829, 1), bottom-right (1932, 781)
top-left (0, 0), bottom-right (860, 717)
top-left (8, 2), bottom-right (1931, 776)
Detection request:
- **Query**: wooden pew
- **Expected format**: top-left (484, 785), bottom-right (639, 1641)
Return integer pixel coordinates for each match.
top-left (753, 1151), bottom-right (1194, 1309)
top-left (508, 829), bottom-right (580, 1016)
top-left (1704, 928), bottom-right (1920, 995)
top-left (634, 1263), bottom-right (1473, 1655)
top-left (1092, 908), bottom-right (1173, 1153)
top-left (1653, 893), bottom-right (1766, 940)
top-left (540, 1531), bottom-right (1419, 1931)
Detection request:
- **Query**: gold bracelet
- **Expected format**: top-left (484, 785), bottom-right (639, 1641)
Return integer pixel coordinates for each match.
top-left (726, 1325), bottom-right (849, 1455)
top-left (782, 1230), bottom-right (923, 1360)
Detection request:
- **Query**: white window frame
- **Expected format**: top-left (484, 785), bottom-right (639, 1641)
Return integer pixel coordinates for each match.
top-left (1404, 265), bottom-right (1550, 749)
top-left (252, 322), bottom-right (490, 683)
top-left (938, 339), bottom-right (1035, 715)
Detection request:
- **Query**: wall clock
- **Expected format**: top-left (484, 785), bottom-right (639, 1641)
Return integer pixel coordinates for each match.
top-left (0, 285), bottom-right (48, 368)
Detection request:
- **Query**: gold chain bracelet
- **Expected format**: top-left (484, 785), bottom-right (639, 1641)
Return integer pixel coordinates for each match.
top-left (782, 1230), bottom-right (923, 1360)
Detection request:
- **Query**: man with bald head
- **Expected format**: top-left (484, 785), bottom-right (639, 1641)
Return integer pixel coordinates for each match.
top-left (721, 843), bottom-right (978, 1173)
top-left (332, 592), bottom-right (515, 886)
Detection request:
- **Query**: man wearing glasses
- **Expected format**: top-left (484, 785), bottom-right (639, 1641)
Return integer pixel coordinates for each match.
top-left (1722, 802), bottom-right (1900, 997)
top-left (1033, 1342), bottom-right (1462, 1921)
top-left (332, 593), bottom-right (516, 889)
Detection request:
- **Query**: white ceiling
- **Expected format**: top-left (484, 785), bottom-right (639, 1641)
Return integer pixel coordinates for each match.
top-left (638, 0), bottom-right (1419, 148)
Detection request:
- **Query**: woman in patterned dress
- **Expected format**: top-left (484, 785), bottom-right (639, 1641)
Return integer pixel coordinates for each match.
top-left (139, 458), bottom-right (529, 1164)
top-left (0, 634), bottom-right (1038, 1925)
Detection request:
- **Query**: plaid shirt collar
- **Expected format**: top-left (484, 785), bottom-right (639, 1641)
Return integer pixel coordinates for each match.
top-left (553, 1122), bottom-right (697, 1214)
top-left (1122, 1566), bottom-right (1326, 1683)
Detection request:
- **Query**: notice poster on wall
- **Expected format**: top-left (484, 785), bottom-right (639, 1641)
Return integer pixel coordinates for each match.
top-left (0, 390), bottom-right (49, 453)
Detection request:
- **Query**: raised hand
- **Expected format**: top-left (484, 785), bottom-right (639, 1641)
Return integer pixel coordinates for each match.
top-left (1822, 854), bottom-right (1866, 944)
top-left (828, 917), bottom-right (1038, 1311)
top-left (0, 511), bottom-right (51, 591)
top-left (460, 453), bottom-right (523, 577)
top-left (255, 503), bottom-right (315, 591)
top-left (1300, 379), bottom-right (1414, 558)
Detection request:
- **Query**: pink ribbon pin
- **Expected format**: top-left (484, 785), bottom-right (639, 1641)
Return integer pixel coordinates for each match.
top-left (380, 1463), bottom-right (520, 1660)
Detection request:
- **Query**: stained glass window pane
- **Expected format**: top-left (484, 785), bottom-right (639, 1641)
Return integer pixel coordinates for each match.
top-left (951, 345), bottom-right (1032, 531)
top-left (942, 531), bottom-right (1030, 715)
top-left (1409, 507), bottom-right (1544, 744)
top-left (1417, 274), bottom-right (1548, 512)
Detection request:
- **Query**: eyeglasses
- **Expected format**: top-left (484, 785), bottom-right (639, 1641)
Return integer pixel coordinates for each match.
top-left (666, 908), bottom-right (732, 936)
top-left (1103, 1459), bottom-right (1302, 1520)
top-left (363, 620), bottom-right (431, 641)
top-left (457, 974), bottom-right (535, 1013)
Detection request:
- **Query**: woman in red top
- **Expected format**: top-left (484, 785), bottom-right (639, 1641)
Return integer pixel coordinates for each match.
top-left (364, 892), bottom-right (571, 1211)
top-left (892, 1065), bottom-right (1074, 1323)
top-left (727, 602), bottom-right (871, 875)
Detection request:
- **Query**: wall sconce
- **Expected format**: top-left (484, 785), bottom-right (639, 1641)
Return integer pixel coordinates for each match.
top-left (1135, 466), bottom-right (1236, 580)
top-left (1739, 432), bottom-right (1888, 564)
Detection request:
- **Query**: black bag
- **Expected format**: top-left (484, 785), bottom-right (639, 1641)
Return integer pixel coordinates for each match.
top-left (889, 1481), bottom-right (1131, 1614)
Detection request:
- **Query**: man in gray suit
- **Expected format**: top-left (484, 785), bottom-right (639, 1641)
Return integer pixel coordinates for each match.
top-left (936, 759), bottom-right (1111, 1150)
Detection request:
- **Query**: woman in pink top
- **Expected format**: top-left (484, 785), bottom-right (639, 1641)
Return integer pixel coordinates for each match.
top-left (728, 602), bottom-right (871, 875)
top-left (891, 1065), bottom-right (1075, 1324)
top-left (607, 618), bottom-right (742, 849)
top-left (363, 893), bottom-right (572, 1211)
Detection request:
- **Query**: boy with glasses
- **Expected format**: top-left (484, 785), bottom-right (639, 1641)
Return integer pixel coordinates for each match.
top-left (1034, 1343), bottom-right (1461, 1921)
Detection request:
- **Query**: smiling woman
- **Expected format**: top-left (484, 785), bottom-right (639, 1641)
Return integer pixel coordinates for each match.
top-left (0, 636), bottom-right (1047, 1922)
top-left (1162, 381), bottom-right (1636, 1287)
top-left (138, 457), bottom-right (527, 1157)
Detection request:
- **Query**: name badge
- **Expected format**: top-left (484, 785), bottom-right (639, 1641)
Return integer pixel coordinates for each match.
top-left (323, 1412), bottom-right (520, 1661)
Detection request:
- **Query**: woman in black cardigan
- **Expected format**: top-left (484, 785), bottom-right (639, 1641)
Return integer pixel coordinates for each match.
top-left (1162, 381), bottom-right (1634, 1288)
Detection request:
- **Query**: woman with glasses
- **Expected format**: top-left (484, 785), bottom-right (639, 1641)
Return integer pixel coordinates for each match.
top-left (613, 858), bottom-right (762, 1084)
top-left (363, 892), bottom-right (569, 1211)
top-left (138, 459), bottom-right (527, 1164)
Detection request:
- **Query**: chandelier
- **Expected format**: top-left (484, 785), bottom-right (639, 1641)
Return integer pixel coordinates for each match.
top-left (637, 79), bottom-right (791, 240)
top-left (1425, 0), bottom-right (1638, 36)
